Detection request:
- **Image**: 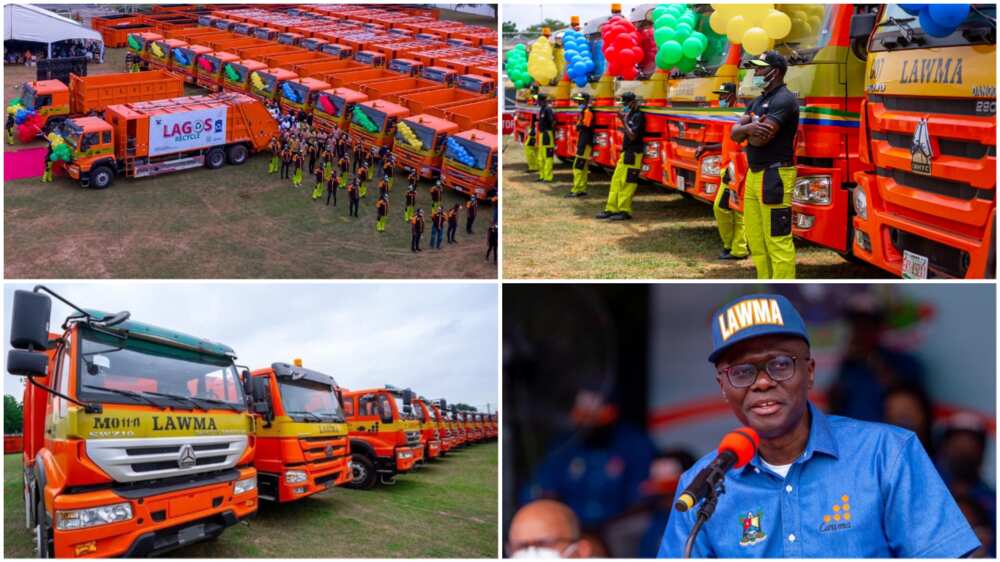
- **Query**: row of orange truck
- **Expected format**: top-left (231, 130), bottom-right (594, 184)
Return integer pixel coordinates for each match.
top-left (514, 3), bottom-right (995, 278)
top-left (8, 287), bottom-right (497, 557)
top-left (119, 9), bottom-right (499, 198)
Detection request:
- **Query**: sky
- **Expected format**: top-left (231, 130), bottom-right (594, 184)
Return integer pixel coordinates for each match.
top-left (501, 2), bottom-right (610, 32)
top-left (4, 283), bottom-right (499, 413)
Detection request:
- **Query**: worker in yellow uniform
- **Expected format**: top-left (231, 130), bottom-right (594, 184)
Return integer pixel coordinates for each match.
top-left (523, 86), bottom-right (540, 172)
top-left (730, 51), bottom-right (799, 279)
top-left (596, 91), bottom-right (644, 221)
top-left (536, 93), bottom-right (555, 182)
top-left (704, 83), bottom-right (748, 261)
top-left (567, 92), bottom-right (594, 198)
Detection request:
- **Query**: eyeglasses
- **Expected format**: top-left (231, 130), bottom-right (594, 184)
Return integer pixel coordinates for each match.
top-left (717, 354), bottom-right (803, 388)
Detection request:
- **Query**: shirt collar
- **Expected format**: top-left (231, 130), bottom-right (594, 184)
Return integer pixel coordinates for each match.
top-left (744, 401), bottom-right (840, 473)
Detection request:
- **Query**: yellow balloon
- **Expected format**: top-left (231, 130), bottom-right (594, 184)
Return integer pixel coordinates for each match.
top-left (709, 9), bottom-right (729, 34)
top-left (726, 15), bottom-right (751, 44)
top-left (742, 26), bottom-right (771, 55)
top-left (744, 4), bottom-right (774, 26)
top-left (762, 9), bottom-right (792, 39)
top-left (807, 15), bottom-right (822, 31)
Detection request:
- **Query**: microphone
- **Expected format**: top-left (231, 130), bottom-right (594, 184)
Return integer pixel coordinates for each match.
top-left (674, 427), bottom-right (760, 512)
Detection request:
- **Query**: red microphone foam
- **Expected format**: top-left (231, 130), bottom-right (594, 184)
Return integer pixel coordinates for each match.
top-left (718, 427), bottom-right (760, 468)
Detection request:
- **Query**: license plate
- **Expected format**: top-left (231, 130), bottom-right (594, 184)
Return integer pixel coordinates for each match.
top-left (677, 175), bottom-right (685, 191)
top-left (178, 523), bottom-right (204, 545)
top-left (901, 250), bottom-right (929, 279)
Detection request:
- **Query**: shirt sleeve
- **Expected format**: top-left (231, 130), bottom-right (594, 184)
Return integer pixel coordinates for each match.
top-left (763, 92), bottom-right (797, 129)
top-left (881, 433), bottom-right (982, 557)
top-left (657, 468), bottom-right (715, 558)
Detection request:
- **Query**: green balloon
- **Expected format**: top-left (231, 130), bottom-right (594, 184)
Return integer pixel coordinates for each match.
top-left (674, 22), bottom-right (692, 41)
top-left (654, 26), bottom-right (672, 46)
top-left (652, 6), bottom-right (669, 21)
top-left (666, 4), bottom-right (684, 16)
top-left (8, 98), bottom-right (20, 107)
top-left (677, 56), bottom-right (697, 73)
top-left (691, 31), bottom-right (708, 49)
top-left (654, 13), bottom-right (677, 30)
top-left (682, 36), bottom-right (704, 59)
top-left (660, 40), bottom-right (683, 65)
top-left (681, 11), bottom-right (697, 28)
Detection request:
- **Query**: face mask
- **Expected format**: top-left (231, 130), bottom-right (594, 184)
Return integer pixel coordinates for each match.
top-left (511, 543), bottom-right (578, 559)
top-left (719, 99), bottom-right (730, 108)
top-left (752, 69), bottom-right (774, 90)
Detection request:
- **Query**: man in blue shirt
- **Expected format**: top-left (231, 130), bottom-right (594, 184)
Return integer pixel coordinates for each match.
top-left (658, 294), bottom-right (980, 558)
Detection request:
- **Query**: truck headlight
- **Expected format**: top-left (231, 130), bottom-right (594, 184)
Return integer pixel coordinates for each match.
top-left (704, 182), bottom-right (718, 195)
top-left (56, 502), bottom-right (133, 530)
top-left (853, 187), bottom-right (868, 220)
top-left (645, 141), bottom-right (660, 157)
top-left (284, 470), bottom-right (307, 485)
top-left (398, 450), bottom-right (413, 460)
top-left (701, 156), bottom-right (721, 177)
top-left (235, 475), bottom-right (258, 494)
top-left (793, 175), bottom-right (832, 205)
top-left (555, 130), bottom-right (564, 140)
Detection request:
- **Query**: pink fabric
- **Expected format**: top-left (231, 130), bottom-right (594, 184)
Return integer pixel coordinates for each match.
top-left (4, 147), bottom-right (48, 181)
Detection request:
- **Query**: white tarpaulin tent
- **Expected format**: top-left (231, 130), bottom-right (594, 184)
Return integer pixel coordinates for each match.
top-left (4, 3), bottom-right (103, 58)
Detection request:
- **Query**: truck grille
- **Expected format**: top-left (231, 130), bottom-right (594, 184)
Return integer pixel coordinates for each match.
top-left (405, 431), bottom-right (421, 447)
top-left (86, 436), bottom-right (248, 483)
top-left (299, 436), bottom-right (350, 465)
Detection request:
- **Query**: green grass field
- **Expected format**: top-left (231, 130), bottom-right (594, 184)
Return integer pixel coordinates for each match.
top-left (501, 140), bottom-right (890, 280)
top-left (4, 442), bottom-right (497, 558)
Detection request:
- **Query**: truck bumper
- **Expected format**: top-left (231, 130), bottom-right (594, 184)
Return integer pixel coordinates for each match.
top-left (394, 447), bottom-right (419, 473)
top-left (52, 467), bottom-right (257, 558)
top-left (791, 165), bottom-right (849, 254)
top-left (270, 455), bottom-right (352, 502)
top-left (426, 440), bottom-right (441, 459)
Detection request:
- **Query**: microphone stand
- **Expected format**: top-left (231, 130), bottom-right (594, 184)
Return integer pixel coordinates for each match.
top-left (683, 474), bottom-right (725, 558)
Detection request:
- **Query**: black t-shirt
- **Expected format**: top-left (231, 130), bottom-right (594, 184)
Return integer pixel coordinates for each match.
top-left (622, 107), bottom-right (646, 158)
top-left (576, 107), bottom-right (595, 148)
top-left (538, 105), bottom-right (555, 132)
top-left (743, 84), bottom-right (799, 168)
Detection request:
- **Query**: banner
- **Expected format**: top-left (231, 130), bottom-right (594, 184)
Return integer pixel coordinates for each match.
top-left (149, 107), bottom-right (228, 157)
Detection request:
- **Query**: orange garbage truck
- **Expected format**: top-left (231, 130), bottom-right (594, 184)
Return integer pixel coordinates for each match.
top-left (313, 87), bottom-right (369, 133)
top-left (852, 4), bottom-right (996, 278)
top-left (15, 71), bottom-right (185, 135)
top-left (349, 99), bottom-right (410, 152)
top-left (8, 286), bottom-right (257, 558)
top-left (441, 128), bottom-right (497, 199)
top-left (412, 395), bottom-right (443, 460)
top-left (195, 51), bottom-right (241, 92)
top-left (341, 385), bottom-right (424, 489)
top-left (244, 361), bottom-right (352, 503)
top-left (58, 92), bottom-right (277, 189)
top-left (278, 77), bottom-right (332, 117)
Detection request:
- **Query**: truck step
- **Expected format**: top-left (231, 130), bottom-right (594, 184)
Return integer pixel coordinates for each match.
top-left (134, 156), bottom-right (205, 178)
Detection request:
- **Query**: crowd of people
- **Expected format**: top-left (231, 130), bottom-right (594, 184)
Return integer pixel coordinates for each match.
top-left (3, 39), bottom-right (104, 66)
top-left (266, 101), bottom-right (498, 261)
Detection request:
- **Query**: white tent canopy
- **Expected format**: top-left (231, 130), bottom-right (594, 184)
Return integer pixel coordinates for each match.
top-left (4, 4), bottom-right (103, 58)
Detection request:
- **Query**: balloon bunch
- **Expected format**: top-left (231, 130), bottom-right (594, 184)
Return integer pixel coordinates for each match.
top-left (318, 95), bottom-right (335, 115)
top-left (561, 30), bottom-right (596, 87)
top-left (46, 134), bottom-right (73, 162)
top-left (650, 4), bottom-right (708, 73)
top-left (127, 34), bottom-right (142, 52)
top-left (281, 82), bottom-right (302, 103)
top-left (504, 44), bottom-right (532, 89)
top-left (250, 71), bottom-right (267, 91)
top-left (352, 106), bottom-right (379, 133)
top-left (591, 40), bottom-right (606, 78)
top-left (601, 15), bottom-right (644, 80)
top-left (197, 57), bottom-right (214, 72)
top-left (528, 36), bottom-right (559, 85)
top-left (149, 42), bottom-right (165, 59)
top-left (223, 63), bottom-right (241, 82)
top-left (899, 4), bottom-right (970, 37)
top-left (445, 137), bottom-right (476, 167)
top-left (9, 99), bottom-right (42, 142)
top-left (708, 4), bottom-right (791, 56)
top-left (172, 48), bottom-right (190, 66)
top-left (396, 122), bottom-right (424, 150)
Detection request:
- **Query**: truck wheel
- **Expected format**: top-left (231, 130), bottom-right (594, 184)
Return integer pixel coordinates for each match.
top-left (35, 493), bottom-right (52, 558)
top-left (227, 144), bottom-right (249, 165)
top-left (90, 166), bottom-right (114, 189)
top-left (206, 147), bottom-right (226, 169)
top-left (346, 454), bottom-right (377, 490)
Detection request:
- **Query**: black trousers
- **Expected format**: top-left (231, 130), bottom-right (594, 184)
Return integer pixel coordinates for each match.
top-left (349, 199), bottom-right (359, 216)
top-left (466, 215), bottom-right (475, 234)
top-left (486, 244), bottom-right (497, 263)
top-left (411, 233), bottom-right (421, 251)
top-left (447, 224), bottom-right (457, 243)
top-left (326, 187), bottom-right (336, 206)
top-left (280, 162), bottom-right (290, 178)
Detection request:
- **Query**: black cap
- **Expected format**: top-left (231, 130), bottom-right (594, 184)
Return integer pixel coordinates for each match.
top-left (535, 92), bottom-right (548, 102)
top-left (572, 92), bottom-right (591, 103)
top-left (746, 50), bottom-right (788, 72)
top-left (712, 82), bottom-right (737, 96)
top-left (621, 91), bottom-right (637, 103)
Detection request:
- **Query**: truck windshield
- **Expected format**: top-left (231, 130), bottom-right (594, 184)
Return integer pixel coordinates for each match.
top-left (361, 106), bottom-right (388, 132)
top-left (284, 81), bottom-right (310, 104)
top-left (870, 4), bottom-right (996, 51)
top-left (228, 63), bottom-right (248, 82)
top-left (447, 137), bottom-right (490, 170)
top-left (258, 72), bottom-right (278, 93)
top-left (61, 120), bottom-right (84, 150)
top-left (317, 93), bottom-right (344, 117)
top-left (769, 5), bottom-right (836, 64)
top-left (393, 396), bottom-right (419, 420)
top-left (77, 328), bottom-right (245, 410)
top-left (203, 55), bottom-right (221, 73)
top-left (177, 48), bottom-right (196, 66)
top-left (278, 380), bottom-right (345, 422)
top-left (398, 120), bottom-right (435, 151)
top-left (19, 84), bottom-right (36, 109)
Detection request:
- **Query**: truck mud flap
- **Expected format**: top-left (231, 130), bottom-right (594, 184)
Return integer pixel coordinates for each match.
top-left (121, 510), bottom-right (238, 557)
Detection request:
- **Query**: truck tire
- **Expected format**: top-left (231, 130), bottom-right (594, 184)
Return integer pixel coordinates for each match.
top-left (226, 144), bottom-right (249, 165)
top-left (35, 493), bottom-right (52, 558)
top-left (346, 454), bottom-right (377, 490)
top-left (90, 166), bottom-right (114, 190)
top-left (206, 147), bottom-right (226, 169)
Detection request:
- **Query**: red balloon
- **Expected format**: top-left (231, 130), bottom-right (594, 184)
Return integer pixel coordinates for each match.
top-left (605, 46), bottom-right (618, 61)
top-left (618, 47), bottom-right (633, 62)
top-left (622, 66), bottom-right (638, 80)
top-left (17, 124), bottom-right (36, 143)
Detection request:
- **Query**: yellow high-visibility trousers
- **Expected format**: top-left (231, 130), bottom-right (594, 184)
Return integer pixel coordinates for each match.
top-left (743, 166), bottom-right (797, 279)
top-left (572, 144), bottom-right (591, 194)
top-left (538, 131), bottom-right (554, 182)
top-left (604, 153), bottom-right (642, 215)
top-left (712, 183), bottom-right (748, 257)
top-left (524, 132), bottom-right (538, 172)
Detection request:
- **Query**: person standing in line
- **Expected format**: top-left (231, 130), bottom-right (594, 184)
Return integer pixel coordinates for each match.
top-left (465, 195), bottom-right (478, 234)
top-left (410, 209), bottom-right (425, 252)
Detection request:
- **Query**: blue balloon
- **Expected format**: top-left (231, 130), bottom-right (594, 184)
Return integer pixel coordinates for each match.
top-left (927, 3), bottom-right (969, 28)
top-left (899, 4), bottom-right (926, 16)
top-left (919, 9), bottom-right (954, 37)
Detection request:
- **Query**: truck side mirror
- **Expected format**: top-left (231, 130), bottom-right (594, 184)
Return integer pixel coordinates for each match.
top-left (403, 389), bottom-right (413, 406)
top-left (10, 290), bottom-right (52, 351)
top-left (849, 13), bottom-right (876, 40)
top-left (7, 350), bottom-right (48, 378)
top-left (251, 377), bottom-right (273, 423)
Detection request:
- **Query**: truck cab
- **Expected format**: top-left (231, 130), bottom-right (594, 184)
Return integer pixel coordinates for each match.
top-left (127, 31), bottom-right (162, 67)
top-left (421, 65), bottom-right (458, 86)
top-left (853, 4), bottom-right (996, 278)
top-left (429, 399), bottom-right (455, 453)
top-left (17, 80), bottom-right (69, 131)
top-left (341, 386), bottom-right (424, 489)
top-left (147, 38), bottom-right (185, 71)
top-left (350, 99), bottom-right (409, 152)
top-left (173, 45), bottom-right (213, 84)
top-left (441, 129), bottom-right (498, 199)
top-left (279, 77), bottom-right (332, 116)
top-left (8, 287), bottom-right (257, 558)
top-left (314, 87), bottom-right (369, 133)
top-left (222, 59), bottom-right (268, 94)
top-left (456, 74), bottom-right (495, 95)
top-left (412, 396), bottom-right (443, 460)
top-left (393, 113), bottom-right (459, 178)
top-left (388, 58), bottom-right (425, 76)
top-left (196, 51), bottom-right (240, 92)
top-left (244, 361), bottom-right (352, 503)
top-left (60, 116), bottom-right (116, 187)
top-left (249, 68), bottom-right (299, 102)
